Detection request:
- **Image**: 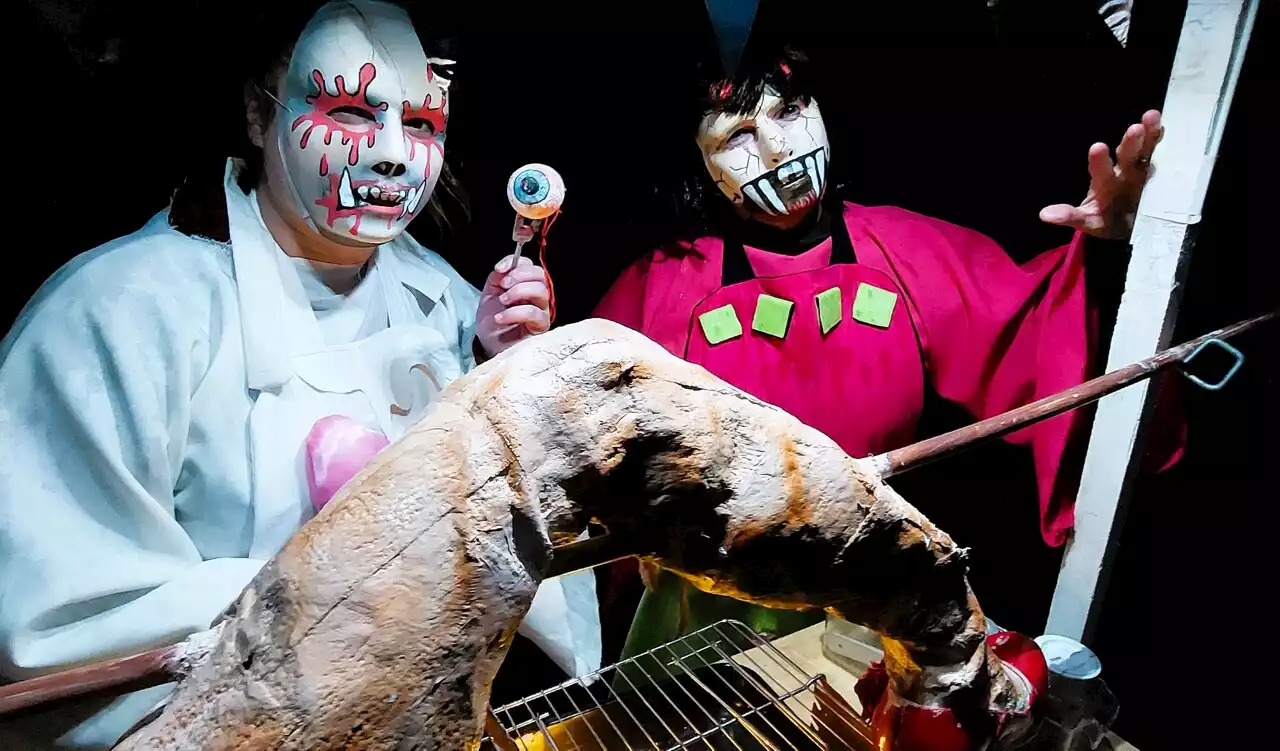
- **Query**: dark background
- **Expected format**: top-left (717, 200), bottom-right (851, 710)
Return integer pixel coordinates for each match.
top-left (8, 1), bottom-right (1274, 747)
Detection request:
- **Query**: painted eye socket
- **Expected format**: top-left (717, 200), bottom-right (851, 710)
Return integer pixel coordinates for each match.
top-left (726, 127), bottom-right (755, 148)
top-left (404, 118), bottom-right (440, 137)
top-left (512, 169), bottom-right (551, 205)
top-left (776, 102), bottom-right (802, 121)
top-left (329, 105), bottom-right (377, 125)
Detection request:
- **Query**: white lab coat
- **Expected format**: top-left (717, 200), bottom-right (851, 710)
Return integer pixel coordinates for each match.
top-left (0, 160), bottom-right (600, 749)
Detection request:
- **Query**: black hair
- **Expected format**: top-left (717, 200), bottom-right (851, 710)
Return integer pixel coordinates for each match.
top-left (698, 46), bottom-right (815, 121)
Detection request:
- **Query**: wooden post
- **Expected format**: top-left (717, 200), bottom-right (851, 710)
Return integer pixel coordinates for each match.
top-left (1045, 0), bottom-right (1258, 642)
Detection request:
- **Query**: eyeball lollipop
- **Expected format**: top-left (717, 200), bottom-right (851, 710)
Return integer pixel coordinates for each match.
top-left (507, 163), bottom-right (565, 261)
top-left (508, 164), bottom-right (565, 220)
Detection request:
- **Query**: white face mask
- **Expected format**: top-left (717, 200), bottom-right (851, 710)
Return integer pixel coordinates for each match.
top-left (696, 89), bottom-right (830, 218)
top-left (277, 0), bottom-right (449, 244)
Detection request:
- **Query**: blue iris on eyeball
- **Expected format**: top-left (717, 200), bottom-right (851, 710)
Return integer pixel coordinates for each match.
top-left (513, 169), bottom-right (550, 204)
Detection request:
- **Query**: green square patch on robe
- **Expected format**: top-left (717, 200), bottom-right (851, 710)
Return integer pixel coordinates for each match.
top-left (698, 304), bottom-right (743, 344)
top-left (816, 287), bottom-right (842, 334)
top-left (852, 283), bottom-right (897, 328)
top-left (752, 294), bottom-right (794, 338)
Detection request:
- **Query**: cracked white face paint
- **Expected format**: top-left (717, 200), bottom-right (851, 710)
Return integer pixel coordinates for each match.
top-left (696, 88), bottom-right (830, 221)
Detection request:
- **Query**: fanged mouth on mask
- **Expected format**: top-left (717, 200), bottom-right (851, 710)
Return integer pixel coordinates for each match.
top-left (741, 147), bottom-right (828, 216)
top-left (316, 166), bottom-right (432, 235)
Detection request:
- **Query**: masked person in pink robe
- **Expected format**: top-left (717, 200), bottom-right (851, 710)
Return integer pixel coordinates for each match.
top-left (593, 36), bottom-right (1169, 658)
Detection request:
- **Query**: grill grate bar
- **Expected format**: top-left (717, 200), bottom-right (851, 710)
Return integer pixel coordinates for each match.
top-left (484, 620), bottom-right (877, 751)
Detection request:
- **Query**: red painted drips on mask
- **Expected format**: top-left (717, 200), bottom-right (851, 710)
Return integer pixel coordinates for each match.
top-left (291, 62), bottom-right (389, 167)
top-left (314, 170), bottom-right (364, 236)
top-left (402, 83), bottom-right (448, 166)
top-left (319, 153), bottom-right (329, 177)
top-left (405, 135), bottom-right (444, 170)
top-left (401, 92), bottom-right (446, 223)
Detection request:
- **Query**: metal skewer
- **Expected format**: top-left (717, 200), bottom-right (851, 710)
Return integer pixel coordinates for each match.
top-left (0, 311), bottom-right (1272, 718)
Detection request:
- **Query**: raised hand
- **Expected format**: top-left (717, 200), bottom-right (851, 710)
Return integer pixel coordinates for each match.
top-left (1040, 109), bottom-right (1163, 241)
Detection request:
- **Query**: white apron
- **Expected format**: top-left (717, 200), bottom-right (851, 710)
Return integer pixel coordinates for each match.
top-left (223, 168), bottom-right (600, 677)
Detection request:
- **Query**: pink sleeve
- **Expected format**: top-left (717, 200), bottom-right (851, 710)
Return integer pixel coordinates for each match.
top-left (866, 209), bottom-right (1092, 546)
top-left (593, 242), bottom-right (721, 357)
top-left (592, 255), bottom-right (653, 331)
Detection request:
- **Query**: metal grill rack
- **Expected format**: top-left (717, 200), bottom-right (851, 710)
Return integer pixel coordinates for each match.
top-left (483, 620), bottom-right (878, 751)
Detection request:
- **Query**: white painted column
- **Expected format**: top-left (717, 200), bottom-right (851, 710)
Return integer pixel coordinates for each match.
top-left (1045, 0), bottom-right (1258, 642)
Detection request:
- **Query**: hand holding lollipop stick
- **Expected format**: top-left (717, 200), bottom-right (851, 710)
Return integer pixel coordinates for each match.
top-left (475, 167), bottom-right (565, 353)
top-left (501, 163), bottom-right (564, 325)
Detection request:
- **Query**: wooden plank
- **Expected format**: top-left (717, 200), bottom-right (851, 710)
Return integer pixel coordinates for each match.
top-left (1046, 0), bottom-right (1258, 642)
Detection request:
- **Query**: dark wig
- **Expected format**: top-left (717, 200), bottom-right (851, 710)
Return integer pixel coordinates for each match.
top-left (699, 45), bottom-right (817, 122)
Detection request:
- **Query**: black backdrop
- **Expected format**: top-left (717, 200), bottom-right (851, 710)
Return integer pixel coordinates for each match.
top-left (9, 0), bottom-right (1181, 326)
top-left (8, 1), bottom-right (1275, 747)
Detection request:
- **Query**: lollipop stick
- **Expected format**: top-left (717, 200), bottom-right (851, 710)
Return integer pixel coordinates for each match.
top-left (510, 215), bottom-right (539, 266)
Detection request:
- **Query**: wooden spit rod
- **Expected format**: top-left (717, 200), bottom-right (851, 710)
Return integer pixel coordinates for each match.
top-left (872, 309), bottom-right (1274, 478)
top-left (0, 646), bottom-right (178, 716)
top-left (544, 309), bottom-right (1275, 577)
top-left (0, 310), bottom-right (1272, 717)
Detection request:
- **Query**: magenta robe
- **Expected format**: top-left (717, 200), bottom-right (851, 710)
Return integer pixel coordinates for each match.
top-left (597, 202), bottom-right (1107, 546)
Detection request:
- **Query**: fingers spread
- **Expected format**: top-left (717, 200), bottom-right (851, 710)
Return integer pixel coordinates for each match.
top-left (1087, 142), bottom-right (1117, 197)
top-left (1141, 109), bottom-right (1163, 133)
top-left (1139, 110), bottom-right (1164, 163)
top-left (1040, 204), bottom-right (1085, 227)
top-left (1041, 204), bottom-right (1110, 235)
top-left (1115, 123), bottom-right (1148, 183)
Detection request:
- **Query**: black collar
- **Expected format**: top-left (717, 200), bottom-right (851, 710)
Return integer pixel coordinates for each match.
top-left (721, 204), bottom-right (856, 286)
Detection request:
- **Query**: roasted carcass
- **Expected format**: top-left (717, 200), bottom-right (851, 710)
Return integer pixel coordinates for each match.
top-left (114, 319), bottom-right (1020, 750)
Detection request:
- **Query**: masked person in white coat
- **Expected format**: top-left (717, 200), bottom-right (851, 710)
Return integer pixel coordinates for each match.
top-left (0, 2), bottom-right (600, 747)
